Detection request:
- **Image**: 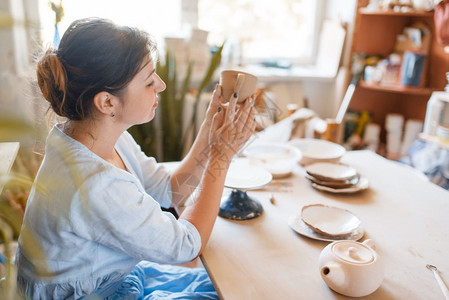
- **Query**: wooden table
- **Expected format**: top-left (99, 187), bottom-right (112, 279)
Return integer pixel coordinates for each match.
top-left (200, 150), bottom-right (449, 299)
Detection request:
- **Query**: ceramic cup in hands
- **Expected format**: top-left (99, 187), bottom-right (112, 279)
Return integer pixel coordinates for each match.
top-left (219, 70), bottom-right (258, 103)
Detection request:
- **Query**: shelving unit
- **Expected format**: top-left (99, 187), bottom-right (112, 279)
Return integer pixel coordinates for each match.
top-left (419, 133), bottom-right (449, 150)
top-left (347, 0), bottom-right (449, 144)
top-left (360, 8), bottom-right (434, 17)
top-left (358, 80), bottom-right (434, 96)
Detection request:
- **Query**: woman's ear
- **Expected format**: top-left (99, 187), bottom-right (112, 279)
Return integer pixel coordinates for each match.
top-left (92, 91), bottom-right (119, 117)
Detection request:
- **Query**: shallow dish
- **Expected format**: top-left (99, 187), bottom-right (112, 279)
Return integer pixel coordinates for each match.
top-left (288, 138), bottom-right (346, 166)
top-left (243, 143), bottom-right (302, 179)
top-left (311, 176), bottom-right (369, 194)
top-left (305, 173), bottom-right (360, 189)
top-left (288, 214), bottom-right (364, 242)
top-left (301, 204), bottom-right (361, 237)
top-left (305, 162), bottom-right (357, 182)
top-left (225, 160), bottom-right (273, 190)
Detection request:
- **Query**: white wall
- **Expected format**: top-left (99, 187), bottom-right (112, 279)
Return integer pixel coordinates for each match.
top-left (325, 0), bottom-right (357, 67)
top-left (262, 0), bottom-right (357, 120)
top-left (0, 0), bottom-right (47, 148)
top-left (0, 0), bottom-right (41, 122)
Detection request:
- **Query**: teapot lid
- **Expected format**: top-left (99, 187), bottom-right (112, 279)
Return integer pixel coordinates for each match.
top-left (332, 241), bottom-right (374, 264)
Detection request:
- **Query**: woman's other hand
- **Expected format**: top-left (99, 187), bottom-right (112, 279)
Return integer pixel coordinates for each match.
top-left (208, 91), bottom-right (256, 164)
top-left (203, 84), bottom-right (224, 128)
top-left (178, 88), bottom-right (256, 255)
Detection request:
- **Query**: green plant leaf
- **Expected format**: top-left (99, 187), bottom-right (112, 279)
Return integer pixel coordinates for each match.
top-left (0, 202), bottom-right (22, 237)
top-left (128, 42), bottom-right (224, 162)
top-left (197, 42), bottom-right (225, 97)
top-left (183, 42), bottom-right (225, 145)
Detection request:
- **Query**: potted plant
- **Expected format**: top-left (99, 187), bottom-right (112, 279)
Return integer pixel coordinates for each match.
top-left (128, 43), bottom-right (224, 162)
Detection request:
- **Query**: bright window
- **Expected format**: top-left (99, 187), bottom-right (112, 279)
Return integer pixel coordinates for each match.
top-left (198, 0), bottom-right (323, 64)
top-left (38, 0), bottom-right (182, 48)
top-left (38, 0), bottom-right (322, 66)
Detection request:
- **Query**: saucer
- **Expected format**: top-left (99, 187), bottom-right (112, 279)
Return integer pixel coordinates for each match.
top-left (305, 173), bottom-right (360, 189)
top-left (301, 204), bottom-right (361, 236)
top-left (311, 176), bottom-right (369, 194)
top-left (305, 162), bottom-right (358, 182)
top-left (225, 160), bottom-right (272, 190)
top-left (288, 214), bottom-right (364, 242)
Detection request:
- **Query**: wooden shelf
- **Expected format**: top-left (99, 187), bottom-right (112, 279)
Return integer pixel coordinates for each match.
top-left (419, 133), bottom-right (449, 150)
top-left (359, 80), bottom-right (434, 96)
top-left (360, 8), bottom-right (434, 17)
top-left (347, 0), bottom-right (449, 148)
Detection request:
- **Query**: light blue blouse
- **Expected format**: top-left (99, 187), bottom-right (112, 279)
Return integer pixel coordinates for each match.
top-left (16, 125), bottom-right (201, 299)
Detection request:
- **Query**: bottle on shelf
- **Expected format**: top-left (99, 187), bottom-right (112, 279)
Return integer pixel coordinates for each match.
top-left (423, 93), bottom-right (445, 135)
top-left (385, 113), bottom-right (404, 159)
top-left (445, 72), bottom-right (449, 92)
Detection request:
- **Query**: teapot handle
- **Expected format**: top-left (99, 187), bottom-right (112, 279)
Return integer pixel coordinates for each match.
top-left (362, 239), bottom-right (376, 251)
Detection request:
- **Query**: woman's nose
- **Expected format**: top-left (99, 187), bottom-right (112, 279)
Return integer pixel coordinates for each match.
top-left (155, 73), bottom-right (166, 93)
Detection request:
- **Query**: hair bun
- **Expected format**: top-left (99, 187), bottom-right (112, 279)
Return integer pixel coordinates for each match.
top-left (36, 49), bottom-right (68, 117)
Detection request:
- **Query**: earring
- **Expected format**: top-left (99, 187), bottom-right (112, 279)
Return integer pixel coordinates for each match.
top-left (111, 112), bottom-right (115, 117)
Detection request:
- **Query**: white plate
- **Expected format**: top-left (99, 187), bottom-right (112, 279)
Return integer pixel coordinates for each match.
top-left (243, 143), bottom-right (302, 178)
top-left (301, 204), bottom-right (361, 236)
top-left (305, 173), bottom-right (360, 188)
top-left (288, 214), bottom-right (364, 242)
top-left (305, 162), bottom-right (357, 182)
top-left (311, 176), bottom-right (369, 194)
top-left (288, 138), bottom-right (346, 165)
top-left (225, 160), bottom-right (272, 190)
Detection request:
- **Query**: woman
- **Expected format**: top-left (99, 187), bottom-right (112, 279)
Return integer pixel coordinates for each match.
top-left (16, 18), bottom-right (256, 299)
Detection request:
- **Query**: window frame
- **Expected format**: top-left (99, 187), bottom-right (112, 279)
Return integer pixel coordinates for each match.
top-left (193, 0), bottom-right (326, 67)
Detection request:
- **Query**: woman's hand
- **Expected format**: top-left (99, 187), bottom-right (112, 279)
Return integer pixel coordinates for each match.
top-left (203, 84), bottom-right (224, 128)
top-left (190, 85), bottom-right (225, 151)
top-left (208, 91), bottom-right (257, 163)
top-left (202, 84), bottom-right (243, 130)
top-left (178, 87), bottom-right (256, 255)
top-left (180, 84), bottom-right (255, 180)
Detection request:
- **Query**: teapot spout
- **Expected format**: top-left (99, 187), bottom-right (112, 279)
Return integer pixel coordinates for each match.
top-left (321, 263), bottom-right (346, 288)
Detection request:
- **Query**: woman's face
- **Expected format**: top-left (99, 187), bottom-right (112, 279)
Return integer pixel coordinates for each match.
top-left (118, 57), bottom-right (166, 126)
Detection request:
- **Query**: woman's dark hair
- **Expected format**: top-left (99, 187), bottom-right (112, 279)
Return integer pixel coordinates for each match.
top-left (37, 17), bottom-right (157, 120)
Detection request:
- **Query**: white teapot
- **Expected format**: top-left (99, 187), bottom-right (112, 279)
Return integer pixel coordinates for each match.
top-left (318, 239), bottom-right (383, 297)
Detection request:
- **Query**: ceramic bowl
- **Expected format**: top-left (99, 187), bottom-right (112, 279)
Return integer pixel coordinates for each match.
top-left (288, 138), bottom-right (346, 166)
top-left (243, 143), bottom-right (302, 178)
top-left (301, 204), bottom-right (361, 237)
top-left (219, 70), bottom-right (258, 103)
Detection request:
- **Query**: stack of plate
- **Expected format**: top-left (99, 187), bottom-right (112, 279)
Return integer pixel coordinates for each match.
top-left (304, 162), bottom-right (369, 193)
top-left (288, 204), bottom-right (364, 242)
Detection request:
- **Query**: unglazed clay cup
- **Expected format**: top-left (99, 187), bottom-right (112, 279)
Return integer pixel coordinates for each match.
top-left (219, 70), bottom-right (258, 103)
